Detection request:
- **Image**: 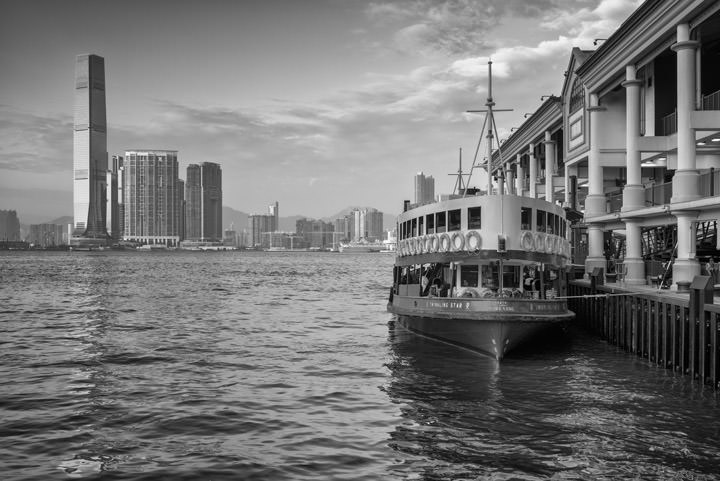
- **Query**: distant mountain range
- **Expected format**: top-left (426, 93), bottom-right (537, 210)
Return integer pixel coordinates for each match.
top-left (33, 207), bottom-right (396, 234)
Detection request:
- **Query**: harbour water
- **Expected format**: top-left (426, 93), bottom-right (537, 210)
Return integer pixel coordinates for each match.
top-left (1, 251), bottom-right (719, 480)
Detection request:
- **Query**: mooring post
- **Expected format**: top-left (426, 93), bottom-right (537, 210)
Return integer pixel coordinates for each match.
top-left (689, 275), bottom-right (713, 382)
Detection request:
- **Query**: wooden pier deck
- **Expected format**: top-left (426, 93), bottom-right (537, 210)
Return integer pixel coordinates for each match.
top-left (568, 274), bottom-right (720, 390)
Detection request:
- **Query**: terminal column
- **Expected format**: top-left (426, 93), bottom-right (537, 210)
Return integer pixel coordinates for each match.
top-left (543, 131), bottom-right (556, 203)
top-left (671, 23), bottom-right (701, 285)
top-left (528, 144), bottom-right (537, 198)
top-left (584, 93), bottom-right (607, 275)
top-left (515, 154), bottom-right (525, 196)
top-left (621, 65), bottom-right (645, 284)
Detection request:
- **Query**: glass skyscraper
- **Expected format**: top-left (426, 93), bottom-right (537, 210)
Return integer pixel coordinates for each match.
top-left (72, 54), bottom-right (109, 245)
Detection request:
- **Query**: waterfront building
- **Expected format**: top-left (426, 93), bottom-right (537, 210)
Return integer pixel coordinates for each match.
top-left (351, 208), bottom-right (384, 242)
top-left (492, 0), bottom-right (720, 289)
top-left (185, 162), bottom-right (222, 242)
top-left (113, 155), bottom-right (124, 239)
top-left (334, 216), bottom-right (351, 243)
top-left (29, 224), bottom-right (65, 248)
top-left (0, 210), bottom-right (21, 241)
top-left (123, 150), bottom-right (181, 246)
top-left (414, 172), bottom-right (435, 204)
top-left (176, 178), bottom-right (185, 242)
top-left (72, 54), bottom-right (109, 246)
top-left (269, 201), bottom-right (279, 232)
top-left (296, 218), bottom-right (334, 249)
top-left (248, 214), bottom-right (275, 248)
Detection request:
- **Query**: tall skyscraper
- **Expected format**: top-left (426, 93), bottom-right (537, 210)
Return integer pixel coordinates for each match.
top-left (185, 164), bottom-right (202, 240)
top-left (414, 172), bottom-right (435, 205)
top-left (185, 162), bottom-right (222, 242)
top-left (268, 201), bottom-right (279, 232)
top-left (72, 54), bottom-right (109, 245)
top-left (123, 150), bottom-right (181, 246)
top-left (351, 208), bottom-right (384, 242)
top-left (201, 162), bottom-right (222, 242)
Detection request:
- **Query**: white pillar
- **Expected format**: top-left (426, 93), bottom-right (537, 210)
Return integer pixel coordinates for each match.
top-left (585, 93), bottom-right (607, 275)
top-left (621, 65), bottom-right (646, 284)
top-left (506, 167), bottom-right (515, 195)
top-left (670, 23), bottom-right (700, 203)
top-left (670, 23), bottom-right (701, 285)
top-left (543, 131), bottom-right (555, 203)
top-left (528, 144), bottom-right (537, 198)
top-left (515, 154), bottom-right (524, 196)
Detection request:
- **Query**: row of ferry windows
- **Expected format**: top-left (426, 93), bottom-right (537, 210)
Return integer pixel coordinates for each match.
top-left (400, 206), bottom-right (565, 240)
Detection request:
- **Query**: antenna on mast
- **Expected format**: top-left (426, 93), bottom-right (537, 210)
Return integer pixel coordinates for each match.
top-left (450, 148), bottom-right (469, 195)
top-left (465, 60), bottom-right (513, 196)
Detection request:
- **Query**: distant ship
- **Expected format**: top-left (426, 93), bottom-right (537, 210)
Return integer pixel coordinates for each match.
top-left (338, 240), bottom-right (385, 253)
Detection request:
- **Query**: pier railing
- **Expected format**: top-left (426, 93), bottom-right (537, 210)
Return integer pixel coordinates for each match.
top-left (569, 274), bottom-right (720, 390)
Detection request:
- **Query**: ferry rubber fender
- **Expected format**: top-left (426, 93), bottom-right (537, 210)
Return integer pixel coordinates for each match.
top-left (438, 233), bottom-right (451, 252)
top-left (465, 230), bottom-right (482, 251)
top-left (451, 231), bottom-right (465, 252)
top-left (534, 232), bottom-right (545, 253)
top-left (520, 231), bottom-right (534, 251)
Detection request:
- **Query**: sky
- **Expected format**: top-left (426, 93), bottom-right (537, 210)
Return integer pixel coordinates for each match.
top-left (0, 0), bottom-right (643, 224)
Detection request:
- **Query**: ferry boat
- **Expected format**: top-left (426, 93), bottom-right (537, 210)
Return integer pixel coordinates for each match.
top-left (339, 240), bottom-right (385, 253)
top-left (387, 61), bottom-right (574, 360)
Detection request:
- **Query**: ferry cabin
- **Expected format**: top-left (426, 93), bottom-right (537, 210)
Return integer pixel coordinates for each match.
top-left (393, 195), bottom-right (571, 301)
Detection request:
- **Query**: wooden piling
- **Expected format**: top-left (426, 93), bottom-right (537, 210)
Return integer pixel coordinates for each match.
top-left (568, 276), bottom-right (719, 389)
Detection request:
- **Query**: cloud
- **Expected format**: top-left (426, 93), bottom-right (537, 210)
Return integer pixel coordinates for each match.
top-left (0, 107), bottom-right (72, 172)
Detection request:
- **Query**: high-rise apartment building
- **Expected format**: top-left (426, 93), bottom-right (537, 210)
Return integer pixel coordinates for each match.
top-left (72, 54), bottom-right (109, 245)
top-left (123, 150), bottom-right (181, 246)
top-left (185, 164), bottom-right (201, 240)
top-left (351, 208), bottom-right (384, 241)
top-left (112, 155), bottom-right (123, 239)
top-left (29, 224), bottom-right (65, 247)
top-left (184, 163), bottom-right (222, 242)
top-left (0, 210), bottom-right (21, 241)
top-left (248, 214), bottom-right (275, 248)
top-left (268, 201), bottom-right (279, 232)
top-left (414, 172), bottom-right (435, 205)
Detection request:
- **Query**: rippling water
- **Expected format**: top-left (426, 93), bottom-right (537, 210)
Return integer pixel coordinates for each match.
top-left (1, 251), bottom-right (719, 480)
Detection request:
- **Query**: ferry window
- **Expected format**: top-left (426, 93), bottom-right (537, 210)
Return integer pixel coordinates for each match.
top-left (468, 207), bottom-right (482, 229)
top-left (521, 207), bottom-right (532, 230)
top-left (426, 214), bottom-right (435, 234)
top-left (503, 266), bottom-right (521, 289)
top-left (448, 209), bottom-right (461, 232)
top-left (481, 263), bottom-right (499, 290)
top-left (562, 220), bottom-right (566, 238)
top-left (437, 211), bottom-right (446, 233)
top-left (547, 213), bottom-right (555, 234)
top-left (418, 216), bottom-right (424, 236)
top-left (460, 265), bottom-right (479, 287)
top-left (404, 220), bottom-right (410, 239)
top-left (536, 210), bottom-right (547, 233)
top-left (554, 215), bottom-right (560, 236)
top-left (411, 218), bottom-right (417, 237)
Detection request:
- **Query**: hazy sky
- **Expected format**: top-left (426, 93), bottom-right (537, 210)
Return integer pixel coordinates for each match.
top-left (0, 0), bottom-right (641, 223)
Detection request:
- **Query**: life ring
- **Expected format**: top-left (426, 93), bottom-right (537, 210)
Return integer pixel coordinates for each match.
top-left (545, 235), bottom-right (554, 254)
top-left (520, 231), bottom-right (534, 251)
top-left (417, 236), bottom-right (425, 254)
top-left (439, 233), bottom-right (451, 252)
top-left (424, 235), bottom-right (433, 253)
top-left (465, 230), bottom-right (482, 251)
top-left (429, 234), bottom-right (439, 253)
top-left (451, 231), bottom-right (465, 251)
top-left (534, 232), bottom-right (545, 253)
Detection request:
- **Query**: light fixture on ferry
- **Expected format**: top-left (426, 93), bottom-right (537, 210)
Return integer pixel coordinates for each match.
top-left (523, 113), bottom-right (533, 118)
top-left (697, 141), bottom-right (706, 146)
top-left (712, 138), bottom-right (720, 142)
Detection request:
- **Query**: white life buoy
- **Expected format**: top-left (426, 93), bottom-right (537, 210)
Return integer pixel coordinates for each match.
top-left (545, 235), bottom-right (554, 254)
top-left (465, 230), bottom-right (481, 251)
top-left (520, 231), bottom-right (534, 251)
top-left (429, 234), bottom-right (439, 253)
top-left (534, 232), bottom-right (545, 253)
top-left (424, 235), bottom-right (433, 253)
top-left (451, 231), bottom-right (465, 251)
top-left (439, 233), bottom-right (451, 253)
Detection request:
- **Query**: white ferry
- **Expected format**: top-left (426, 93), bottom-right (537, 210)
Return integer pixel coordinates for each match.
top-left (387, 61), bottom-right (574, 360)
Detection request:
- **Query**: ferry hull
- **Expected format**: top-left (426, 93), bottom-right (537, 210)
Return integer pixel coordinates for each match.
top-left (388, 296), bottom-right (573, 360)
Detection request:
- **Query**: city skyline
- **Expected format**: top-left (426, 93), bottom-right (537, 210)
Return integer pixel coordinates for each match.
top-left (0, 0), bottom-right (642, 224)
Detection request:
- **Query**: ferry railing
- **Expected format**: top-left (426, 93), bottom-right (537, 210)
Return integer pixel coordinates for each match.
top-left (660, 110), bottom-right (677, 136)
top-left (568, 274), bottom-right (719, 390)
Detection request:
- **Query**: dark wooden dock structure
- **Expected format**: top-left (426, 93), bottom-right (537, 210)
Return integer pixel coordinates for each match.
top-left (569, 272), bottom-right (720, 389)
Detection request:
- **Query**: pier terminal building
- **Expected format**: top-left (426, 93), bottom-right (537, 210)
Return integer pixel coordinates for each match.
top-left (497, 0), bottom-right (720, 289)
